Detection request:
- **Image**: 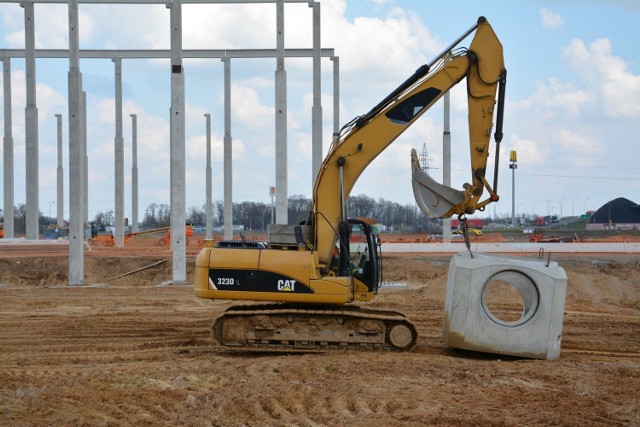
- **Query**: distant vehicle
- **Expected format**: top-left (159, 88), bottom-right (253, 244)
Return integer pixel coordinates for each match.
top-left (453, 228), bottom-right (482, 236)
top-left (536, 215), bottom-right (558, 226)
top-left (450, 218), bottom-right (484, 229)
top-left (580, 210), bottom-right (594, 220)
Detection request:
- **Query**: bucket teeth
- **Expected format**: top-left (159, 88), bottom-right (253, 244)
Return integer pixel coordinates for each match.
top-left (411, 148), bottom-right (465, 218)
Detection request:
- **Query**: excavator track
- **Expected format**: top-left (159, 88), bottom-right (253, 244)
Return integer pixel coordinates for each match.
top-left (213, 303), bottom-right (418, 352)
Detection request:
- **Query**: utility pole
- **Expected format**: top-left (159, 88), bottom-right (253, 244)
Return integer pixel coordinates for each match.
top-left (56, 113), bottom-right (64, 227)
top-left (442, 92), bottom-right (452, 242)
top-left (130, 113), bottom-right (138, 233)
top-left (204, 113), bottom-right (212, 240)
top-left (509, 150), bottom-right (517, 228)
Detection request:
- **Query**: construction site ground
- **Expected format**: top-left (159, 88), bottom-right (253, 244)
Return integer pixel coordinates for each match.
top-left (1, 235), bottom-right (639, 426)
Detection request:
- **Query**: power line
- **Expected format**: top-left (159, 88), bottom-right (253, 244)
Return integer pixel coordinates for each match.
top-left (517, 172), bottom-right (640, 181)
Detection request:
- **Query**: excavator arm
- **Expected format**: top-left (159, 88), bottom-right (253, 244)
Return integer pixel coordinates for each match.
top-left (312, 17), bottom-right (506, 266)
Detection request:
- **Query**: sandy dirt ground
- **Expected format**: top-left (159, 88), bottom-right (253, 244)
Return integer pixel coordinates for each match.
top-left (1, 242), bottom-right (639, 426)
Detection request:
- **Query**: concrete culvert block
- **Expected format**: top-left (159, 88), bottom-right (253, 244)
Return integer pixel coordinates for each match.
top-left (443, 252), bottom-right (567, 360)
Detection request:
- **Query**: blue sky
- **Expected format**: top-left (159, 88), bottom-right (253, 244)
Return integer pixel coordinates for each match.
top-left (1, 0), bottom-right (639, 224)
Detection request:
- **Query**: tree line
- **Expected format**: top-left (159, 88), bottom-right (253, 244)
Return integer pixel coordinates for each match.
top-left (95, 194), bottom-right (441, 233)
top-left (2, 196), bottom-right (529, 236)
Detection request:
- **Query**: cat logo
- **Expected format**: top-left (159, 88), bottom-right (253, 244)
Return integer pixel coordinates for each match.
top-left (277, 279), bottom-right (296, 292)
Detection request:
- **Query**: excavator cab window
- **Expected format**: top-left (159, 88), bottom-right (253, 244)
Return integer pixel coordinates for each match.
top-left (348, 220), bottom-right (380, 293)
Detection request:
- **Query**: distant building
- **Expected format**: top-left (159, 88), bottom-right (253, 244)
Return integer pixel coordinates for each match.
top-left (586, 198), bottom-right (640, 231)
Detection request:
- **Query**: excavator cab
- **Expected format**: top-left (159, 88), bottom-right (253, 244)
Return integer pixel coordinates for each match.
top-left (343, 219), bottom-right (380, 294)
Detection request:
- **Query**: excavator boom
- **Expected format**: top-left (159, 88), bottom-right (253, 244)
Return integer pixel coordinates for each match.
top-left (313, 16), bottom-right (505, 266)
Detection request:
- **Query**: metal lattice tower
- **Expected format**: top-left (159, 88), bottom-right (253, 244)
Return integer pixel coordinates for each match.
top-left (420, 143), bottom-right (432, 173)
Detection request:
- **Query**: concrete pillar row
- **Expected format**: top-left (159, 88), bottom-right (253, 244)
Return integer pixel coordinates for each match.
top-left (55, 113), bottom-right (64, 227)
top-left (169, 0), bottom-right (187, 283)
top-left (24, 0), bottom-right (39, 240)
top-left (222, 57), bottom-right (233, 241)
top-left (130, 114), bottom-right (138, 233)
top-left (68, 0), bottom-right (85, 285)
top-left (205, 113), bottom-right (213, 240)
top-left (330, 56), bottom-right (339, 144)
top-left (310, 1), bottom-right (322, 188)
top-left (2, 57), bottom-right (14, 238)
top-left (113, 58), bottom-right (125, 247)
top-left (82, 91), bottom-right (88, 225)
top-left (275, 0), bottom-right (287, 225)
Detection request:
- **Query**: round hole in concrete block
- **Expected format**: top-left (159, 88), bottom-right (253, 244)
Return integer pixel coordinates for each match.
top-left (481, 270), bottom-right (539, 327)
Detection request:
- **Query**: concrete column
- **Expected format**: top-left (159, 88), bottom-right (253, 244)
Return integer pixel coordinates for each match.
top-left (204, 113), bottom-right (212, 240)
top-left (169, 0), bottom-right (187, 283)
top-left (24, 0), bottom-right (39, 239)
top-left (68, 0), bottom-right (84, 285)
top-left (442, 92), bottom-right (452, 242)
top-left (222, 57), bottom-right (233, 240)
top-left (130, 114), bottom-right (138, 233)
top-left (55, 113), bottom-right (64, 227)
top-left (82, 91), bottom-right (88, 225)
top-left (2, 57), bottom-right (14, 238)
top-left (330, 56), bottom-right (339, 143)
top-left (113, 58), bottom-right (125, 247)
top-left (275, 0), bottom-right (288, 224)
top-left (310, 1), bottom-right (322, 187)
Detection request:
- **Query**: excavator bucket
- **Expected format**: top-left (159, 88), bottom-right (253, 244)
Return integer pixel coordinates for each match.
top-left (411, 148), bottom-right (465, 218)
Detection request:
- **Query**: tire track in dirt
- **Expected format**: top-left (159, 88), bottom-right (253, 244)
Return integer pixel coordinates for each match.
top-left (1, 254), bottom-right (639, 426)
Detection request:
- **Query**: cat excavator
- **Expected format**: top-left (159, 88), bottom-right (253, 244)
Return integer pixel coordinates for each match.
top-left (194, 17), bottom-right (506, 351)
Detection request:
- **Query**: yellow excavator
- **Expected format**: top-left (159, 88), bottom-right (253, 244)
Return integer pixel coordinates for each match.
top-left (194, 17), bottom-right (506, 351)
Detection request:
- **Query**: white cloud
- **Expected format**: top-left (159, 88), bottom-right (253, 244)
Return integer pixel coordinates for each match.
top-left (539, 8), bottom-right (564, 29)
top-left (563, 38), bottom-right (640, 118)
top-left (511, 78), bottom-right (590, 119)
top-left (327, 10), bottom-right (436, 76)
top-left (509, 134), bottom-right (548, 166)
top-left (229, 83), bottom-right (274, 128)
top-left (4, 4), bottom-right (97, 48)
top-left (555, 129), bottom-right (604, 167)
top-left (0, 69), bottom-right (65, 154)
top-left (36, 83), bottom-right (67, 120)
top-left (92, 97), bottom-right (171, 166)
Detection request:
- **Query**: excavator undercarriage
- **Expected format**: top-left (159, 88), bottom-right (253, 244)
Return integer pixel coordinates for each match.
top-left (214, 303), bottom-right (418, 351)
